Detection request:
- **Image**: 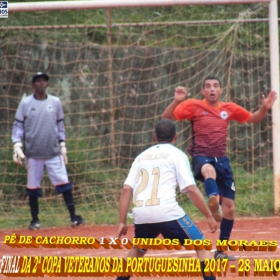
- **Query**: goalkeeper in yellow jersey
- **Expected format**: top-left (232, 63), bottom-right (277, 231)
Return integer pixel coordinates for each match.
top-left (11, 72), bottom-right (85, 230)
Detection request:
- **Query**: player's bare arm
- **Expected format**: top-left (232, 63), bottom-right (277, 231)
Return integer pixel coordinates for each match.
top-left (185, 185), bottom-right (217, 233)
top-left (117, 185), bottom-right (132, 238)
top-left (248, 90), bottom-right (277, 123)
top-left (162, 86), bottom-right (187, 120)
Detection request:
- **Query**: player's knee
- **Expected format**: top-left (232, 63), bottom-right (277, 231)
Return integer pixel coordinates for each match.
top-left (227, 206), bottom-right (235, 216)
top-left (201, 164), bottom-right (216, 179)
top-left (26, 188), bottom-right (42, 198)
top-left (55, 182), bottom-right (73, 194)
top-left (223, 203), bottom-right (235, 218)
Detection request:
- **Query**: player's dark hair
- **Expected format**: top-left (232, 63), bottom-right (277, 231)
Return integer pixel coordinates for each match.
top-left (155, 119), bottom-right (176, 142)
top-left (203, 76), bottom-right (222, 88)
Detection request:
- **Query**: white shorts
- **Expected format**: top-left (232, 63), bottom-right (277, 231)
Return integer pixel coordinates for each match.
top-left (25, 155), bottom-right (69, 189)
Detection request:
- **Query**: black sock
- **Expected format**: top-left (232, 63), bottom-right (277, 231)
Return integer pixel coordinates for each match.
top-left (218, 218), bottom-right (234, 251)
top-left (29, 195), bottom-right (39, 222)
top-left (201, 260), bottom-right (216, 280)
top-left (116, 277), bottom-right (130, 280)
top-left (62, 189), bottom-right (76, 221)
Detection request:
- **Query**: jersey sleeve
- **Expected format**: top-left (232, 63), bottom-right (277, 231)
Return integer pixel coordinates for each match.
top-left (56, 98), bottom-right (65, 121)
top-left (57, 121), bottom-right (66, 141)
top-left (12, 100), bottom-right (26, 143)
top-left (123, 159), bottom-right (139, 189)
top-left (173, 99), bottom-right (195, 121)
top-left (228, 102), bottom-right (252, 123)
top-left (11, 120), bottom-right (24, 143)
top-left (14, 100), bottom-right (25, 123)
top-left (56, 98), bottom-right (66, 141)
top-left (175, 151), bottom-right (196, 192)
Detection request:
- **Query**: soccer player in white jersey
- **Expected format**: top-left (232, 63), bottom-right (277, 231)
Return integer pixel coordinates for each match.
top-left (116, 119), bottom-right (217, 280)
top-left (12, 72), bottom-right (85, 230)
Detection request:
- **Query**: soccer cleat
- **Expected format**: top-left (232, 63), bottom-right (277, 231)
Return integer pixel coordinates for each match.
top-left (214, 250), bottom-right (236, 261)
top-left (208, 195), bottom-right (222, 222)
top-left (28, 221), bottom-right (40, 230)
top-left (71, 215), bottom-right (85, 227)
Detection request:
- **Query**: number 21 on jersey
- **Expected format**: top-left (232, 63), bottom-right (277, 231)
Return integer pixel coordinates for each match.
top-left (133, 167), bottom-right (160, 207)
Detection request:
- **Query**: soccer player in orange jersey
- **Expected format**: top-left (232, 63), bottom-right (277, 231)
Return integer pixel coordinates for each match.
top-left (162, 76), bottom-right (277, 260)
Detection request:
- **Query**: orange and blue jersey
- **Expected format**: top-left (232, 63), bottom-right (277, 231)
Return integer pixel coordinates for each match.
top-left (173, 99), bottom-right (252, 157)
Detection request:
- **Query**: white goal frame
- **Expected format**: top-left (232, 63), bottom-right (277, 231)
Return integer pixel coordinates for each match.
top-left (9, 0), bottom-right (280, 213)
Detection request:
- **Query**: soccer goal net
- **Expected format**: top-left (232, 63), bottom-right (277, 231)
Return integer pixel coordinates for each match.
top-left (0, 2), bottom-right (275, 227)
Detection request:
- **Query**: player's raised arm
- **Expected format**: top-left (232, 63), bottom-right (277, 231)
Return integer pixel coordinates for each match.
top-left (162, 86), bottom-right (187, 120)
top-left (248, 90), bottom-right (277, 124)
top-left (116, 184), bottom-right (132, 238)
top-left (185, 185), bottom-right (217, 233)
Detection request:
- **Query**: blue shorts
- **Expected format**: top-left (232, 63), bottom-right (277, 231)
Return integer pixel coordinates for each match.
top-left (134, 214), bottom-right (204, 248)
top-left (191, 156), bottom-right (235, 200)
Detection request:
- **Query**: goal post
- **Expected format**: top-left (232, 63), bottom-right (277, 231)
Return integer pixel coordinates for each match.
top-left (8, 0), bottom-right (271, 12)
top-left (0, 1), bottom-right (279, 227)
top-left (269, 0), bottom-right (280, 214)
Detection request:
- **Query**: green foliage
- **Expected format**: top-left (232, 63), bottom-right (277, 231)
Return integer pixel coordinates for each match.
top-left (0, 135), bottom-right (27, 200)
top-left (232, 166), bottom-right (274, 216)
top-left (179, 165), bottom-right (274, 219)
top-left (0, 162), bottom-right (275, 229)
top-left (3, 3), bottom-right (273, 49)
top-left (0, 132), bottom-right (128, 229)
top-left (0, 2), bottom-right (277, 230)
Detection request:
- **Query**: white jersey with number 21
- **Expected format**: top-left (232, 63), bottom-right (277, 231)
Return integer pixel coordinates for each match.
top-left (124, 143), bottom-right (196, 224)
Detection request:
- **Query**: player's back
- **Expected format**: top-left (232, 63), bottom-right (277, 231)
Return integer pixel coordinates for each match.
top-left (125, 143), bottom-right (195, 224)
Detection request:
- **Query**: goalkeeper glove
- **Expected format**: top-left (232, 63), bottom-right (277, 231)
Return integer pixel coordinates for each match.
top-left (60, 141), bottom-right (68, 165)
top-left (13, 142), bottom-right (25, 166)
